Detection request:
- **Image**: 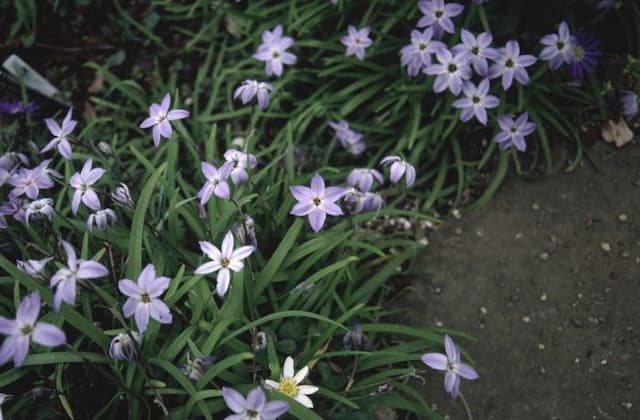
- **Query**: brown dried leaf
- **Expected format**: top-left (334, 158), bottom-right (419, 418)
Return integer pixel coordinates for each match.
top-left (601, 119), bottom-right (633, 148)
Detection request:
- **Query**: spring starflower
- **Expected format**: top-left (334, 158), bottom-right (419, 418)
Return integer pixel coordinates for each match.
top-left (340, 26), bottom-right (373, 61)
top-left (139, 93), bottom-right (190, 147)
top-left (452, 79), bottom-right (500, 125)
top-left (233, 80), bottom-right (274, 110)
top-left (87, 208), bottom-right (117, 232)
top-left (222, 386), bottom-right (289, 420)
top-left (223, 150), bottom-right (258, 185)
top-left (51, 240), bottom-right (109, 311)
top-left (539, 21), bottom-right (576, 70)
top-left (488, 40), bottom-right (537, 90)
top-left (118, 264), bottom-right (172, 334)
top-left (41, 108), bottom-right (76, 159)
top-left (380, 156), bottom-right (416, 187)
top-left (421, 335), bottom-right (479, 399)
top-left (400, 28), bottom-right (446, 77)
top-left (347, 168), bottom-right (384, 192)
top-left (265, 356), bottom-right (319, 408)
top-left (290, 173), bottom-right (344, 232)
top-left (452, 29), bottom-right (497, 77)
top-left (494, 112), bottom-right (537, 152)
top-left (253, 25), bottom-right (297, 77)
top-left (197, 161), bottom-right (234, 204)
top-left (0, 291), bottom-right (66, 367)
top-left (424, 48), bottom-right (472, 95)
top-left (69, 159), bottom-right (105, 215)
top-left (417, 0), bottom-right (464, 38)
top-left (194, 230), bottom-right (255, 297)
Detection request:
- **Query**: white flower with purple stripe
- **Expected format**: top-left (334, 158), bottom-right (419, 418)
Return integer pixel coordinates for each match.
top-left (119, 264), bottom-right (172, 334)
top-left (417, 0), bottom-right (464, 38)
top-left (87, 208), bottom-right (117, 232)
top-left (69, 159), bottom-right (105, 215)
top-left (139, 93), bottom-right (190, 147)
top-left (194, 230), bottom-right (255, 297)
top-left (223, 150), bottom-right (257, 185)
top-left (233, 80), bottom-right (274, 110)
top-left (451, 29), bottom-right (497, 77)
top-left (253, 25), bottom-right (297, 78)
top-left (488, 40), bottom-right (537, 90)
top-left (400, 28), bottom-right (446, 77)
top-left (380, 156), bottom-right (416, 187)
top-left (539, 21), bottom-right (576, 70)
top-left (421, 335), bottom-right (478, 399)
top-left (340, 26), bottom-right (373, 61)
top-left (347, 168), bottom-right (384, 192)
top-left (51, 240), bottom-right (109, 311)
top-left (0, 291), bottom-right (66, 367)
top-left (222, 386), bottom-right (289, 420)
top-left (24, 198), bottom-right (55, 225)
top-left (290, 173), bottom-right (344, 232)
top-left (17, 257), bottom-right (53, 277)
top-left (41, 108), bottom-right (76, 159)
top-left (452, 79), bottom-right (500, 125)
top-left (494, 112), bottom-right (537, 152)
top-left (197, 161), bottom-right (234, 205)
top-left (424, 48), bottom-right (472, 95)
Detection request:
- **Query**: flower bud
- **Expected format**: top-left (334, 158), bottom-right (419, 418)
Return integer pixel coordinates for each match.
top-left (109, 331), bottom-right (142, 362)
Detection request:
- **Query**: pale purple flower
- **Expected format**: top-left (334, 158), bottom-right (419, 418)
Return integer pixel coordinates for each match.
top-left (16, 257), bottom-right (53, 277)
top-left (343, 322), bottom-right (370, 350)
top-left (8, 160), bottom-right (57, 199)
top-left (421, 335), bottom-right (478, 399)
top-left (290, 173), bottom-right (344, 232)
top-left (253, 25), bottom-right (297, 77)
top-left (347, 168), bottom-right (384, 192)
top-left (109, 331), bottom-right (142, 362)
top-left (41, 108), bottom-right (76, 159)
top-left (417, 0), bottom-right (464, 38)
top-left (473, 0), bottom-right (490, 4)
top-left (197, 161), bottom-right (234, 204)
top-left (0, 100), bottom-right (38, 116)
top-left (494, 112), bottom-right (537, 152)
top-left (87, 208), bottom-right (117, 232)
top-left (362, 192), bottom-right (384, 212)
top-left (424, 48), bottom-right (472, 95)
top-left (233, 80), bottom-right (274, 110)
top-left (539, 21), bottom-right (576, 70)
top-left (139, 93), bottom-right (190, 147)
top-left (265, 356), bottom-right (318, 408)
top-left (223, 150), bottom-right (258, 185)
top-left (111, 183), bottom-right (135, 210)
top-left (194, 230), bottom-right (255, 297)
top-left (328, 121), bottom-right (367, 156)
top-left (51, 240), bottom-right (109, 311)
top-left (69, 159), bottom-right (105, 215)
top-left (24, 198), bottom-right (55, 225)
top-left (621, 90), bottom-right (639, 121)
top-left (0, 194), bottom-right (22, 225)
top-left (0, 152), bottom-right (28, 171)
top-left (118, 264), bottom-right (172, 334)
top-left (343, 188), bottom-right (383, 214)
top-left (452, 29), bottom-right (498, 77)
top-left (231, 214), bottom-right (258, 249)
top-left (400, 28), bottom-right (446, 77)
top-left (488, 40), bottom-right (537, 90)
top-left (181, 354), bottom-right (216, 381)
top-left (0, 291), bottom-right (66, 367)
top-left (380, 156), bottom-right (416, 187)
top-left (223, 386), bottom-right (289, 420)
top-left (452, 79), bottom-right (500, 125)
top-left (340, 26), bottom-right (373, 61)
top-left (592, 0), bottom-right (616, 10)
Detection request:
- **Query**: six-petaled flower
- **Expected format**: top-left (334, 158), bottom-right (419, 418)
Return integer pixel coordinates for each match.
top-left (222, 386), bottom-right (289, 420)
top-left (139, 93), bottom-right (190, 147)
top-left (265, 356), bottom-right (319, 408)
top-left (290, 173), bottom-right (344, 232)
top-left (254, 25), bottom-right (297, 77)
top-left (69, 159), bottom-right (105, 215)
top-left (421, 334), bottom-right (479, 399)
top-left (340, 26), bottom-right (373, 61)
top-left (494, 112), bottom-right (537, 152)
top-left (41, 108), bottom-right (77, 160)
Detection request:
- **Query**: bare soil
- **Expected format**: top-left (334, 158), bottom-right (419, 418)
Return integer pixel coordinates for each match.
top-left (404, 142), bottom-right (640, 420)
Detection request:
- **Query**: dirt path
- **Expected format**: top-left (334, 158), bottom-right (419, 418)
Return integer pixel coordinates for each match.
top-left (405, 143), bottom-right (640, 419)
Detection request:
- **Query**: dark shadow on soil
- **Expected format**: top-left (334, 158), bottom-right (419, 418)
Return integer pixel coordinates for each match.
top-left (404, 143), bottom-right (640, 420)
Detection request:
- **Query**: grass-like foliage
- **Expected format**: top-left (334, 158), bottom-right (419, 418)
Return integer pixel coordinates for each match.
top-left (0, 0), bottom-right (637, 418)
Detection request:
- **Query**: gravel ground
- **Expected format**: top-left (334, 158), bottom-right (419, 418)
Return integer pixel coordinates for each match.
top-left (404, 142), bottom-right (640, 420)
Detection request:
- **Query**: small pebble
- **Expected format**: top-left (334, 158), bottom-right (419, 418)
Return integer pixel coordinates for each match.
top-left (455, 227), bottom-right (463, 235)
top-left (522, 316), bottom-right (531, 323)
top-left (539, 252), bottom-right (549, 261)
top-left (620, 251), bottom-right (630, 259)
top-left (571, 318), bottom-right (584, 328)
top-left (600, 242), bottom-right (611, 253)
top-left (480, 306), bottom-right (488, 315)
top-left (574, 358), bottom-right (580, 364)
top-left (532, 203), bottom-right (540, 211)
top-left (538, 343), bottom-right (545, 350)
top-left (452, 209), bottom-right (461, 219)
top-left (515, 232), bottom-right (524, 240)
top-left (618, 213), bottom-right (629, 223)
top-left (418, 237), bottom-right (429, 246)
top-left (600, 359), bottom-right (608, 366)
top-left (622, 402), bottom-right (632, 411)
top-left (540, 292), bottom-right (548, 301)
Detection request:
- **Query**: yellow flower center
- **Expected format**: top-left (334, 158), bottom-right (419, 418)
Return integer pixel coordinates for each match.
top-left (221, 258), bottom-right (230, 268)
top-left (574, 46), bottom-right (585, 61)
top-left (313, 197), bottom-right (321, 206)
top-left (278, 377), bottom-right (298, 397)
